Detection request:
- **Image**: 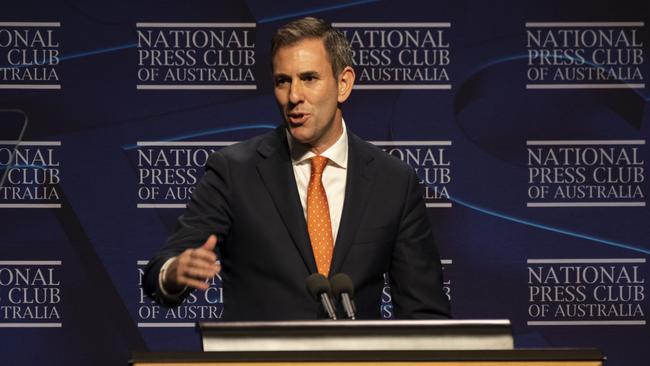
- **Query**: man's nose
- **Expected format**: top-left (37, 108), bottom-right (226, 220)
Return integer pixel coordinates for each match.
top-left (288, 80), bottom-right (304, 104)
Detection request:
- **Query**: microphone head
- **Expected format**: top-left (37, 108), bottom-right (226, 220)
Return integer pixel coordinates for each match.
top-left (330, 273), bottom-right (354, 298)
top-left (305, 273), bottom-right (332, 301)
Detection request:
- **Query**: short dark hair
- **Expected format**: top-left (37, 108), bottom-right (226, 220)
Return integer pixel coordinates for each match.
top-left (271, 17), bottom-right (353, 78)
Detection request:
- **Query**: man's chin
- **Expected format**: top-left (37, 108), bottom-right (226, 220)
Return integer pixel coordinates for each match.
top-left (286, 125), bottom-right (311, 143)
top-left (291, 134), bottom-right (313, 146)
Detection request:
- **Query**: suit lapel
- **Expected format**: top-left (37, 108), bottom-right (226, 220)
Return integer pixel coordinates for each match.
top-left (330, 132), bottom-right (375, 276)
top-left (256, 128), bottom-right (317, 274)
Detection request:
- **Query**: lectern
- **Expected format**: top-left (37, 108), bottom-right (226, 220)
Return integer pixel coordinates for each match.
top-left (130, 320), bottom-right (604, 366)
top-left (199, 320), bottom-right (514, 351)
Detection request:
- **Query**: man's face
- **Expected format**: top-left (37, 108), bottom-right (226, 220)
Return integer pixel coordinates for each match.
top-left (273, 38), bottom-right (343, 153)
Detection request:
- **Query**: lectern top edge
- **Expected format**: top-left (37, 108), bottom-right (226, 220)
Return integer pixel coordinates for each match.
top-left (199, 318), bottom-right (511, 330)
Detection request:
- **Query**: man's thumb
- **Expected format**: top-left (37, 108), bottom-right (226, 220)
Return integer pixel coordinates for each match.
top-left (202, 234), bottom-right (217, 251)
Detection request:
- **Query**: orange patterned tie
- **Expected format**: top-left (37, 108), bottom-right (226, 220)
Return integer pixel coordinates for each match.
top-left (307, 156), bottom-right (334, 276)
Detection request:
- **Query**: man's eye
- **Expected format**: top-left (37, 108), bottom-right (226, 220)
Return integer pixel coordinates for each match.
top-left (275, 78), bottom-right (289, 86)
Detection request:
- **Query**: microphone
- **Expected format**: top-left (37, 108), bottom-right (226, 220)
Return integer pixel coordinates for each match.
top-left (331, 273), bottom-right (356, 320)
top-left (305, 273), bottom-right (337, 320)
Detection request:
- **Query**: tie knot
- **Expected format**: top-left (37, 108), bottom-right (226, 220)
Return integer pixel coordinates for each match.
top-left (311, 156), bottom-right (329, 175)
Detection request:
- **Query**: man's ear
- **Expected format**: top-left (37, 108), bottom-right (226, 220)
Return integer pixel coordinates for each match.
top-left (337, 66), bottom-right (356, 103)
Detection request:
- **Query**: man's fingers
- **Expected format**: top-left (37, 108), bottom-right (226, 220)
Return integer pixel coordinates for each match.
top-left (177, 263), bottom-right (221, 291)
top-left (184, 247), bottom-right (217, 263)
top-left (182, 256), bottom-right (219, 272)
top-left (183, 264), bottom-right (221, 282)
top-left (181, 277), bottom-right (211, 291)
top-left (175, 250), bottom-right (220, 284)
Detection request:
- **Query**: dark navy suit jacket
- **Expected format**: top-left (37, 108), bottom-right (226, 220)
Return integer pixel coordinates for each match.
top-left (143, 126), bottom-right (450, 320)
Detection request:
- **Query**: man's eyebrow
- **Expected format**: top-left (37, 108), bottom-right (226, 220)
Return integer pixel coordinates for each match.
top-left (273, 72), bottom-right (289, 79)
top-left (299, 71), bottom-right (320, 78)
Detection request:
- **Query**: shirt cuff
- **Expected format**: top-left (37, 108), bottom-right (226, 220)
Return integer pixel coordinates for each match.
top-left (158, 257), bottom-right (188, 300)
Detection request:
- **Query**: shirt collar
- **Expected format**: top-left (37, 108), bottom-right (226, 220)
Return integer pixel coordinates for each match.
top-left (287, 119), bottom-right (348, 169)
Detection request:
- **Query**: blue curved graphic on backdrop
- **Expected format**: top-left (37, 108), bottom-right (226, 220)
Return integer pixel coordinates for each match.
top-left (60, 43), bottom-right (137, 62)
top-left (122, 123), bottom-right (276, 150)
top-left (449, 194), bottom-right (650, 255)
top-left (258, 0), bottom-right (380, 23)
top-left (459, 53), bottom-right (649, 101)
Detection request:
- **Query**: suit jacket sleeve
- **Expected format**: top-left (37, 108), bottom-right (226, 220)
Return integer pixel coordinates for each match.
top-left (143, 151), bottom-right (232, 306)
top-left (389, 167), bottom-right (451, 319)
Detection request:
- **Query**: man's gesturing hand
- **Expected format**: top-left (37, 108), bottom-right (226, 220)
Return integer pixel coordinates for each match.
top-left (165, 235), bottom-right (221, 292)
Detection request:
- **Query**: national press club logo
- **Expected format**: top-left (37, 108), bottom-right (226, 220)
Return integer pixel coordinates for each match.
top-left (136, 260), bottom-right (223, 327)
top-left (133, 141), bottom-right (234, 208)
top-left (0, 140), bottom-right (62, 208)
top-left (526, 140), bottom-right (645, 208)
top-left (527, 258), bottom-right (646, 326)
top-left (526, 21), bottom-right (645, 89)
top-left (334, 22), bottom-right (452, 90)
top-left (0, 22), bottom-right (61, 90)
top-left (136, 22), bottom-right (256, 90)
top-left (0, 261), bottom-right (63, 328)
top-left (372, 140), bottom-right (453, 208)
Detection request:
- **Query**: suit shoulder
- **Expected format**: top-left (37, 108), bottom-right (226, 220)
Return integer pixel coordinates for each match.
top-left (351, 134), bottom-right (414, 176)
top-left (208, 128), bottom-right (282, 164)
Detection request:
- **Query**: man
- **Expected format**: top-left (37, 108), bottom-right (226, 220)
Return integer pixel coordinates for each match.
top-left (143, 17), bottom-right (450, 320)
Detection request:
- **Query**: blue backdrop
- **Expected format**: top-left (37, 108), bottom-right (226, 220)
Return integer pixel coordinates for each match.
top-left (0, 1), bottom-right (648, 365)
